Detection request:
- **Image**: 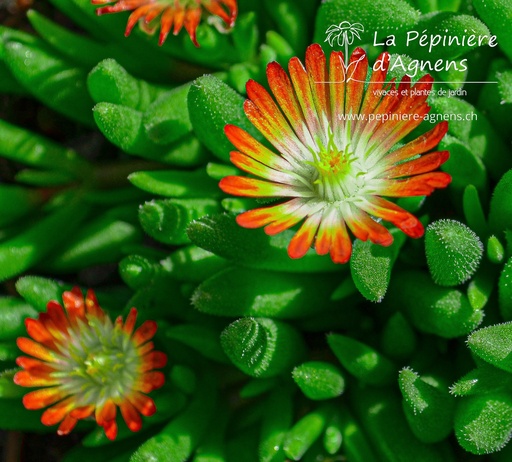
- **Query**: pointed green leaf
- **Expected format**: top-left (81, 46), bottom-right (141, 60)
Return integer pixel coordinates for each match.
top-left (467, 322), bottom-right (512, 372)
top-left (328, 334), bottom-right (395, 385)
top-left (292, 361), bottom-right (345, 400)
top-left (221, 317), bottom-right (305, 378)
top-left (425, 219), bottom-right (483, 286)
top-left (455, 393), bottom-right (512, 455)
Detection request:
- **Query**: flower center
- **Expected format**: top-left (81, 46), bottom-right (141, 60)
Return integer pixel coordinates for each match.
top-left (84, 348), bottom-right (131, 386)
top-left (55, 318), bottom-right (142, 404)
top-left (310, 142), bottom-right (366, 203)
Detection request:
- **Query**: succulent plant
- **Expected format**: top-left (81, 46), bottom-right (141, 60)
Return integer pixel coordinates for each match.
top-left (0, 0), bottom-right (512, 460)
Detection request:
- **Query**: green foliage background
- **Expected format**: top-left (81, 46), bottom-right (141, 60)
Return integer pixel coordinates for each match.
top-left (1, 0), bottom-right (512, 460)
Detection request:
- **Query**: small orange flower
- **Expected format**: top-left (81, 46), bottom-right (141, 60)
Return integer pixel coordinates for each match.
top-left (92, 0), bottom-right (237, 46)
top-left (220, 44), bottom-right (451, 264)
top-left (14, 287), bottom-right (167, 440)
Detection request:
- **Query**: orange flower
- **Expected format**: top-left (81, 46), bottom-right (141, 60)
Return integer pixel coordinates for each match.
top-left (220, 44), bottom-right (451, 264)
top-left (14, 287), bottom-right (167, 440)
top-left (92, 0), bottom-right (237, 46)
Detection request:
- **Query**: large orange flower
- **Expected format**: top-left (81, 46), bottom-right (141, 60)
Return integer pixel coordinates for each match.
top-left (92, 0), bottom-right (237, 46)
top-left (14, 287), bottom-right (167, 440)
top-left (220, 44), bottom-right (451, 264)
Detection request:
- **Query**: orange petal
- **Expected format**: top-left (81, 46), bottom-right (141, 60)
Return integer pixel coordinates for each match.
top-left (22, 387), bottom-right (65, 410)
top-left (184, 6), bottom-right (201, 47)
top-left (219, 176), bottom-right (298, 198)
top-left (141, 351), bottom-right (168, 371)
top-left (129, 392), bottom-right (156, 416)
top-left (14, 370), bottom-right (58, 387)
top-left (345, 47), bottom-right (368, 116)
top-left (138, 341), bottom-right (155, 356)
top-left (287, 212), bottom-right (322, 259)
top-left (382, 151), bottom-right (450, 178)
top-left (330, 220), bottom-right (352, 264)
top-left (360, 196), bottom-right (424, 239)
top-left (70, 405), bottom-right (95, 420)
top-left (57, 414), bottom-right (78, 436)
top-left (85, 289), bottom-right (104, 319)
top-left (125, 4), bottom-right (155, 36)
top-left (16, 337), bottom-right (56, 362)
top-left (123, 308), bottom-right (138, 335)
top-left (385, 121), bottom-right (449, 165)
top-left (120, 401), bottom-right (142, 432)
top-left (329, 50), bottom-right (346, 129)
top-left (41, 397), bottom-right (75, 426)
top-left (16, 356), bottom-right (51, 371)
top-left (288, 54), bottom-right (325, 145)
top-left (345, 206), bottom-right (393, 246)
top-left (25, 318), bottom-right (56, 348)
top-left (172, 3), bottom-right (185, 36)
top-left (96, 399), bottom-right (116, 426)
top-left (224, 124), bottom-right (291, 171)
top-left (159, 7), bottom-right (175, 45)
top-left (103, 419), bottom-right (118, 441)
top-left (133, 320), bottom-right (157, 346)
top-left (137, 371), bottom-right (166, 393)
top-left (382, 172), bottom-right (452, 197)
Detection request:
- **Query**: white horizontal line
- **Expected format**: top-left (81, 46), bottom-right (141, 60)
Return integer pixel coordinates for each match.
top-left (315, 81), bottom-right (498, 84)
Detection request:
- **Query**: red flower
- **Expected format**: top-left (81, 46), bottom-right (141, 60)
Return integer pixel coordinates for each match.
top-left (14, 287), bottom-right (167, 440)
top-left (92, 0), bottom-right (237, 46)
top-left (220, 44), bottom-right (451, 264)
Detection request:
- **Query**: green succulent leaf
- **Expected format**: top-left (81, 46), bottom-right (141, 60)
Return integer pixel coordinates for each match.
top-left (455, 393), bottom-right (512, 455)
top-left (351, 386), bottom-right (454, 461)
top-left (399, 368), bottom-right (455, 443)
top-left (3, 36), bottom-right (94, 126)
top-left (131, 368), bottom-right (216, 462)
top-left (139, 198), bottom-right (220, 246)
top-left (292, 361), bottom-right (345, 400)
top-left (0, 202), bottom-right (89, 282)
top-left (142, 84), bottom-right (192, 145)
top-left (128, 168), bottom-right (220, 198)
top-left (467, 322), bottom-right (512, 373)
top-left (187, 75), bottom-right (263, 162)
top-left (499, 257), bottom-right (512, 320)
top-left (221, 317), bottom-right (305, 378)
top-left (327, 334), bottom-right (395, 386)
top-left (473, 0), bottom-right (512, 62)
top-left (425, 219), bottom-right (483, 286)
top-left (489, 168), bottom-right (512, 233)
top-left (450, 363), bottom-right (512, 397)
top-left (187, 213), bottom-right (341, 273)
top-left (15, 276), bottom-right (68, 312)
top-left (259, 385), bottom-right (293, 462)
top-left (315, 0), bottom-right (420, 49)
top-left (88, 59), bottom-right (167, 110)
top-left (389, 270), bottom-right (483, 338)
top-left (283, 404), bottom-right (333, 461)
top-left (192, 266), bottom-right (338, 319)
top-left (0, 298), bottom-right (37, 341)
top-left (350, 230), bottom-right (406, 302)
top-left (380, 312), bottom-right (417, 361)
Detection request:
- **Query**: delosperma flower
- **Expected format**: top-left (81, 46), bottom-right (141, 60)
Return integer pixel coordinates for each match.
top-left (14, 287), bottom-right (167, 440)
top-left (220, 44), bottom-right (451, 264)
top-left (92, 0), bottom-right (237, 46)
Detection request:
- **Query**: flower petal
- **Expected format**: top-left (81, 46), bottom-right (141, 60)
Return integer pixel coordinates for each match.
top-left (381, 172), bottom-right (452, 197)
top-left (133, 320), bottom-right (157, 346)
top-left (120, 401), bottom-right (142, 432)
top-left (382, 151), bottom-right (450, 179)
top-left (287, 211), bottom-right (322, 259)
top-left (22, 387), bottom-right (66, 410)
top-left (41, 397), bottom-right (75, 426)
top-left (129, 392), bottom-right (156, 416)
